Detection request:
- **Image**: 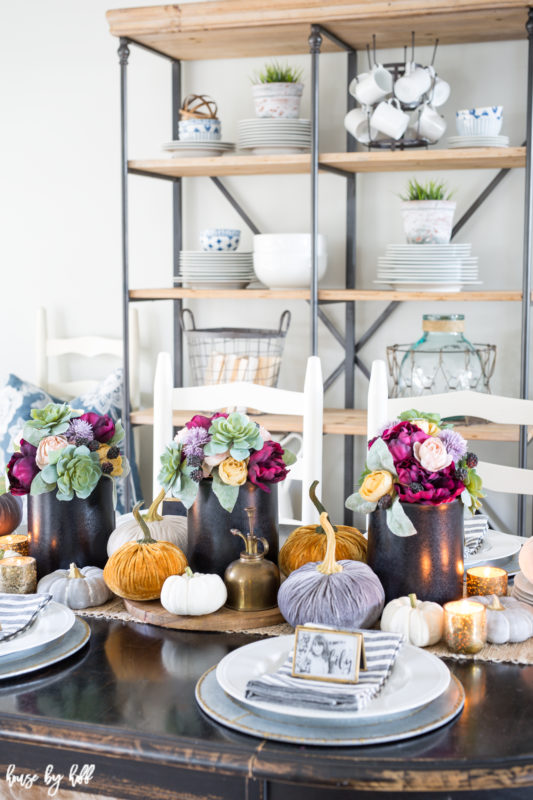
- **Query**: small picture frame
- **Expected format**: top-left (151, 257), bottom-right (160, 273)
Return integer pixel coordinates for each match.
top-left (291, 625), bottom-right (367, 684)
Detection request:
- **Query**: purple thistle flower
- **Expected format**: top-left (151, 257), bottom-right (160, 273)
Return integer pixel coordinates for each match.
top-left (66, 419), bottom-right (94, 443)
top-left (438, 429), bottom-right (467, 463)
top-left (182, 426), bottom-right (210, 461)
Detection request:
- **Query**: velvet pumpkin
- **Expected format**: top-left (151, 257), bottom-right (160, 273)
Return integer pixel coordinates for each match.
top-left (279, 481), bottom-right (366, 575)
top-left (278, 510), bottom-right (385, 629)
top-left (0, 493), bottom-right (22, 535)
top-left (103, 502), bottom-right (188, 601)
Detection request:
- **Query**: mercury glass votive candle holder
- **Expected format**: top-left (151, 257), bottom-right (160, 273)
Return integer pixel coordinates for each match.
top-left (0, 556), bottom-right (37, 594)
top-left (0, 533), bottom-right (29, 557)
top-left (466, 566), bottom-right (508, 597)
top-left (444, 599), bottom-right (487, 654)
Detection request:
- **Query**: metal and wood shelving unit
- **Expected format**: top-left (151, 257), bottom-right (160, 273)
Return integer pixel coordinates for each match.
top-left (107, 0), bottom-right (533, 532)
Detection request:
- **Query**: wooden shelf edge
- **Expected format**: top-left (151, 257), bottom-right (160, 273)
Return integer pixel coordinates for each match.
top-left (129, 288), bottom-right (523, 302)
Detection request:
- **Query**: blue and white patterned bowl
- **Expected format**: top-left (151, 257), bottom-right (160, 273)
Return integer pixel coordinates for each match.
top-left (200, 228), bottom-right (241, 251)
top-left (179, 118), bottom-right (222, 141)
top-left (456, 106), bottom-right (503, 136)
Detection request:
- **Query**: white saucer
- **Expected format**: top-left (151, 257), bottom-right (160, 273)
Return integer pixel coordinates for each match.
top-left (464, 530), bottom-right (524, 567)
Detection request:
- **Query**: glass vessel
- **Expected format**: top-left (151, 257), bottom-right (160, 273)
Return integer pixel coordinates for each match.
top-left (387, 314), bottom-right (495, 397)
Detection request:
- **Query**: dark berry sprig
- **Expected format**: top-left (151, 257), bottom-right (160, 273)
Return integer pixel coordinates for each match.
top-left (101, 461), bottom-right (113, 475)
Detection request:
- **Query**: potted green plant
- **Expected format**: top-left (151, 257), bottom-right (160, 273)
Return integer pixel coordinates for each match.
top-left (251, 61), bottom-right (304, 118)
top-left (400, 178), bottom-right (456, 244)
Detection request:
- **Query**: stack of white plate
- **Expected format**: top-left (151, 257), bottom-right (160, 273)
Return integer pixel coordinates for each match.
top-left (448, 134), bottom-right (509, 149)
top-left (176, 251), bottom-right (254, 289)
top-left (375, 243), bottom-right (481, 292)
top-left (512, 571), bottom-right (533, 605)
top-left (162, 140), bottom-right (235, 158)
top-left (237, 119), bottom-right (312, 155)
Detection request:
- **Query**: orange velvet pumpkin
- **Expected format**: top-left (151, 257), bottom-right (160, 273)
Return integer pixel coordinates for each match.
top-left (103, 502), bottom-right (187, 601)
top-left (279, 481), bottom-right (367, 576)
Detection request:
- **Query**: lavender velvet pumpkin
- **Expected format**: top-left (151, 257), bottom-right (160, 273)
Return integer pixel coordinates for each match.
top-left (277, 510), bottom-right (385, 629)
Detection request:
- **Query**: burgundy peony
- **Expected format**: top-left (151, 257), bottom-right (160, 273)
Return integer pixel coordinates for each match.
top-left (185, 412), bottom-right (228, 431)
top-left (248, 440), bottom-right (288, 492)
top-left (371, 421), bottom-right (429, 465)
top-left (7, 440), bottom-right (39, 496)
top-left (78, 412), bottom-right (115, 443)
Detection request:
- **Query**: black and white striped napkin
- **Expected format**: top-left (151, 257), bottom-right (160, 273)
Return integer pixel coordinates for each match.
top-left (464, 515), bottom-right (489, 557)
top-left (0, 593), bottom-right (52, 643)
top-left (245, 629), bottom-right (404, 712)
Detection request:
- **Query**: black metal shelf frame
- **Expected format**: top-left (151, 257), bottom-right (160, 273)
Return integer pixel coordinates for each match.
top-left (118, 10), bottom-right (533, 534)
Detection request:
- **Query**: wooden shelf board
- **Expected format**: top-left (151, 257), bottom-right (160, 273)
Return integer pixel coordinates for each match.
top-left (107, 2), bottom-right (529, 60)
top-left (129, 288), bottom-right (523, 302)
top-left (128, 148), bottom-right (525, 180)
top-left (130, 407), bottom-right (533, 442)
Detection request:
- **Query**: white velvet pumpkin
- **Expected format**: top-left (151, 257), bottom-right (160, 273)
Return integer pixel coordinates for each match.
top-left (380, 593), bottom-right (444, 647)
top-left (37, 563), bottom-right (113, 609)
top-left (160, 568), bottom-right (227, 616)
top-left (469, 594), bottom-right (533, 643)
top-left (108, 489), bottom-right (187, 557)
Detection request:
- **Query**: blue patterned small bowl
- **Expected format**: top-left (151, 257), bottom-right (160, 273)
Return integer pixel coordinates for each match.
top-left (179, 118), bottom-right (222, 141)
top-left (200, 228), bottom-right (241, 251)
top-left (456, 106), bottom-right (503, 136)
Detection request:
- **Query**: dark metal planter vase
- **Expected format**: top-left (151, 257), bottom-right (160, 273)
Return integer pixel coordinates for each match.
top-left (28, 478), bottom-right (115, 579)
top-left (368, 500), bottom-right (464, 605)
top-left (187, 480), bottom-right (279, 577)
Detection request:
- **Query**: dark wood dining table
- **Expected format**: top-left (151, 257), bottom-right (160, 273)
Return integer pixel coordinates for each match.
top-left (0, 616), bottom-right (532, 800)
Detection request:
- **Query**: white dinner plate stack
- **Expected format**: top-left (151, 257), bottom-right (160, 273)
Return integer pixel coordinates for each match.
top-left (175, 251), bottom-right (254, 289)
top-left (375, 243), bottom-right (481, 292)
top-left (237, 119), bottom-right (312, 155)
top-left (448, 135), bottom-right (509, 149)
top-left (162, 140), bottom-right (235, 158)
top-left (512, 571), bottom-right (533, 605)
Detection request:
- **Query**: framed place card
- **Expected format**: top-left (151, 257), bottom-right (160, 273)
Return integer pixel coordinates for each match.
top-left (291, 625), bottom-right (367, 684)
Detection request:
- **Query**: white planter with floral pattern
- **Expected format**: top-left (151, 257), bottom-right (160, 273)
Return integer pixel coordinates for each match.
top-left (401, 200), bottom-right (456, 244)
top-left (252, 82), bottom-right (304, 118)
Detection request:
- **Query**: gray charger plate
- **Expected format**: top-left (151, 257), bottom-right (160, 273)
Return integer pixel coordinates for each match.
top-left (195, 666), bottom-right (464, 746)
top-left (0, 618), bottom-right (90, 680)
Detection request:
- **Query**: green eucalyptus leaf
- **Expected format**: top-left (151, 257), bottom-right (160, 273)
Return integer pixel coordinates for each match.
top-left (30, 472), bottom-right (56, 496)
top-left (282, 448), bottom-right (297, 467)
top-left (212, 469), bottom-right (239, 512)
top-left (366, 438), bottom-right (398, 477)
top-left (386, 500), bottom-right (417, 537)
top-left (345, 491), bottom-right (377, 514)
top-left (108, 419), bottom-right (125, 446)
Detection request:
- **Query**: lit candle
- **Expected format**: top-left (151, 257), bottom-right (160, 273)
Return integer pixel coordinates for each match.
top-left (444, 599), bottom-right (487, 654)
top-left (0, 534), bottom-right (29, 557)
top-left (0, 556), bottom-right (37, 594)
top-left (466, 566), bottom-right (508, 597)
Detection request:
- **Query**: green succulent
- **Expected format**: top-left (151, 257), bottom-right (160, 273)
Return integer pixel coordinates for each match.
top-left (461, 467), bottom-right (484, 512)
top-left (35, 444), bottom-right (101, 501)
top-left (252, 60), bottom-right (303, 84)
top-left (204, 412), bottom-right (263, 461)
top-left (158, 442), bottom-right (199, 509)
top-left (23, 402), bottom-right (81, 447)
top-left (400, 178), bottom-right (454, 202)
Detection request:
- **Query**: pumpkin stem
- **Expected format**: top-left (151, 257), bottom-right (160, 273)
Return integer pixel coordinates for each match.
top-left (68, 563), bottom-right (85, 580)
top-left (145, 488), bottom-right (166, 522)
top-left (132, 501), bottom-right (156, 544)
top-left (185, 566), bottom-right (194, 578)
top-left (316, 512), bottom-right (343, 575)
top-left (409, 593), bottom-right (417, 608)
top-left (488, 595), bottom-right (505, 611)
top-left (309, 481), bottom-right (338, 534)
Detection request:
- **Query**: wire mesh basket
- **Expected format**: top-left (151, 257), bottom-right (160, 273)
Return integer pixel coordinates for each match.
top-left (181, 309), bottom-right (291, 387)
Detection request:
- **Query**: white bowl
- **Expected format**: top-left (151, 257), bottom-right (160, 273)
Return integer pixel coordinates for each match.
top-left (200, 228), bottom-right (241, 252)
top-left (253, 251), bottom-right (327, 288)
top-left (254, 233), bottom-right (327, 255)
top-left (179, 118), bottom-right (221, 140)
top-left (456, 106), bottom-right (503, 136)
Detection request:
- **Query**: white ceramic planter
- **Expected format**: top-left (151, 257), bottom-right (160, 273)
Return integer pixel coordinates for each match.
top-left (401, 200), bottom-right (456, 244)
top-left (252, 83), bottom-right (304, 118)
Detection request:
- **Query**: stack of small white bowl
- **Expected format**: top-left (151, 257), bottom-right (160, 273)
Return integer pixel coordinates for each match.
top-left (162, 116), bottom-right (235, 158)
top-left (449, 106), bottom-right (508, 148)
top-left (253, 234), bottom-right (327, 289)
top-left (237, 119), bottom-right (312, 155)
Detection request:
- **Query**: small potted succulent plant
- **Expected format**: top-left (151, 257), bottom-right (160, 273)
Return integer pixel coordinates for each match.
top-left (251, 60), bottom-right (304, 118)
top-left (400, 178), bottom-right (456, 244)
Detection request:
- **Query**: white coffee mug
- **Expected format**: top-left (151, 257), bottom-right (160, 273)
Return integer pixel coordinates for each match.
top-left (416, 104), bottom-right (447, 142)
top-left (394, 62), bottom-right (432, 105)
top-left (350, 64), bottom-right (393, 106)
top-left (427, 75), bottom-right (451, 108)
top-left (370, 98), bottom-right (410, 140)
top-left (344, 108), bottom-right (378, 144)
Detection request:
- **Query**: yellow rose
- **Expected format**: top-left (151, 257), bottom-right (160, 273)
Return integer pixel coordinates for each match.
top-left (414, 419), bottom-right (440, 436)
top-left (359, 470), bottom-right (393, 503)
top-left (218, 457), bottom-right (248, 486)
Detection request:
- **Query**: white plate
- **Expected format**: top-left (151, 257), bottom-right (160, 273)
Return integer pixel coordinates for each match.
top-left (216, 635), bottom-right (450, 722)
top-left (180, 281), bottom-right (251, 289)
top-left (513, 570), bottom-right (533, 595)
top-left (0, 601), bottom-right (75, 658)
top-left (464, 530), bottom-right (524, 567)
top-left (243, 146), bottom-right (310, 155)
top-left (163, 140), bottom-right (234, 148)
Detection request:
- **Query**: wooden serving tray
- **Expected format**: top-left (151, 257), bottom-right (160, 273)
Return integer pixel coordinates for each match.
top-left (123, 599), bottom-right (285, 632)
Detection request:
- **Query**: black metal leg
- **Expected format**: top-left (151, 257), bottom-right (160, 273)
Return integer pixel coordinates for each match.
top-left (119, 38), bottom-right (132, 511)
top-left (309, 25), bottom-right (322, 357)
top-left (519, 9), bottom-right (533, 537)
top-left (172, 60), bottom-right (183, 388)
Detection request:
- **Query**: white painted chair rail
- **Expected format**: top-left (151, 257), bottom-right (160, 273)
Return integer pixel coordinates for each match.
top-left (152, 353), bottom-right (324, 523)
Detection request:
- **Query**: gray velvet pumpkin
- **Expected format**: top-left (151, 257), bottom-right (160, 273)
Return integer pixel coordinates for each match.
top-left (278, 511), bottom-right (385, 629)
top-left (37, 563), bottom-right (113, 609)
top-left (469, 594), bottom-right (533, 643)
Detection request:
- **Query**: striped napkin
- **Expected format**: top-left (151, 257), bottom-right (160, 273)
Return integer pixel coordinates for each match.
top-left (0, 593), bottom-right (52, 643)
top-left (245, 629), bottom-right (404, 711)
top-left (464, 515), bottom-right (489, 557)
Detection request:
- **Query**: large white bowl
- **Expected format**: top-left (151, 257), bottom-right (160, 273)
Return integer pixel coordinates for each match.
top-left (254, 233), bottom-right (327, 254)
top-left (253, 251), bottom-right (327, 288)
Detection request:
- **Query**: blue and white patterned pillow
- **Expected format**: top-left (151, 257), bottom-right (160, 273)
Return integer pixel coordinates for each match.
top-left (0, 370), bottom-right (141, 514)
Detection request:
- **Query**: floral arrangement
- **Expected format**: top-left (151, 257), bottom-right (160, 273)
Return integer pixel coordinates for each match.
top-left (346, 409), bottom-right (483, 537)
top-left (7, 403), bottom-right (128, 501)
top-left (158, 411), bottom-right (295, 512)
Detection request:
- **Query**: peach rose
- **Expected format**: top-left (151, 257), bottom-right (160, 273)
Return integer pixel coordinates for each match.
top-left (413, 438), bottom-right (452, 472)
top-left (218, 457), bottom-right (248, 486)
top-left (359, 470), bottom-right (393, 503)
top-left (35, 435), bottom-right (68, 470)
top-left (204, 450), bottom-right (229, 467)
top-left (259, 425), bottom-right (273, 442)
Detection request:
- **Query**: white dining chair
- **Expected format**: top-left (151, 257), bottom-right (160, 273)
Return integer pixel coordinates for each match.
top-left (152, 353), bottom-right (324, 524)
